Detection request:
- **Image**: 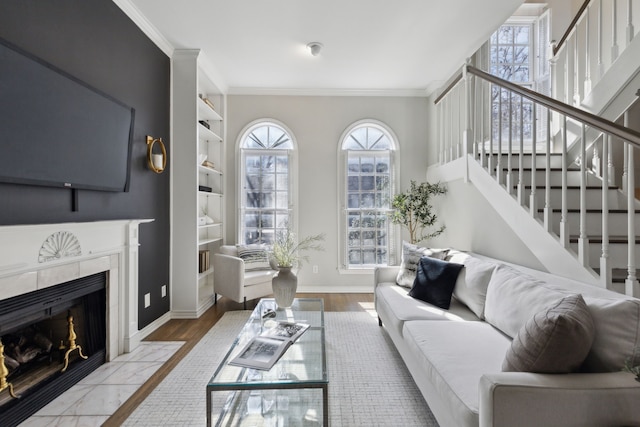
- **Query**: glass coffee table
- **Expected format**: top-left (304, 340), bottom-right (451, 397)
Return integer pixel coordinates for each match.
top-left (206, 298), bottom-right (328, 426)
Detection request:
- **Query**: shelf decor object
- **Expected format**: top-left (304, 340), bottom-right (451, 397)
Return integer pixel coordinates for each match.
top-left (146, 135), bottom-right (167, 173)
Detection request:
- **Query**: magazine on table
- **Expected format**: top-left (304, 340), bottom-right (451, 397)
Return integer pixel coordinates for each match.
top-left (229, 321), bottom-right (310, 370)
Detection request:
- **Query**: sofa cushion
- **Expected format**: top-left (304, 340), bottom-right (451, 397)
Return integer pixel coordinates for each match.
top-left (502, 294), bottom-right (595, 373)
top-left (403, 320), bottom-right (511, 426)
top-left (409, 257), bottom-right (463, 309)
top-left (236, 244), bottom-right (271, 271)
top-left (484, 264), bottom-right (565, 338)
top-left (375, 282), bottom-right (480, 338)
top-left (396, 241), bottom-right (449, 287)
top-left (448, 251), bottom-right (497, 319)
top-left (484, 263), bottom-right (640, 372)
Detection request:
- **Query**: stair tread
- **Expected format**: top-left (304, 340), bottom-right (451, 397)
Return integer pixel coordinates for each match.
top-left (569, 236), bottom-right (640, 244)
top-left (499, 167), bottom-right (578, 171)
top-left (536, 208), bottom-right (640, 213)
top-left (524, 185), bottom-right (617, 189)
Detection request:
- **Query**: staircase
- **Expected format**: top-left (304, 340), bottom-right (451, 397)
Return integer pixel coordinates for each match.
top-left (428, 0), bottom-right (640, 297)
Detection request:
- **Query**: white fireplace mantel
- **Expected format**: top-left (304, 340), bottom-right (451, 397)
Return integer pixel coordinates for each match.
top-left (0, 219), bottom-right (153, 360)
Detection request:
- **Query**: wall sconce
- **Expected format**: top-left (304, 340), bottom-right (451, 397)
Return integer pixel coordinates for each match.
top-left (146, 135), bottom-right (166, 173)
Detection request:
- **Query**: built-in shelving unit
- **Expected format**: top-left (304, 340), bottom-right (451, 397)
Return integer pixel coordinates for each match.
top-left (171, 49), bottom-right (226, 318)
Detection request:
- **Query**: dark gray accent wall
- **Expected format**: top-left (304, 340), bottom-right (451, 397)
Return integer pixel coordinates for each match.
top-left (0, 0), bottom-right (170, 328)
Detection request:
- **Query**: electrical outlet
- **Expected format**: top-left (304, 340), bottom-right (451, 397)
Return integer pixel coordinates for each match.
top-left (161, 285), bottom-right (167, 298)
top-left (312, 265), bottom-right (319, 274)
top-left (144, 293), bottom-right (151, 308)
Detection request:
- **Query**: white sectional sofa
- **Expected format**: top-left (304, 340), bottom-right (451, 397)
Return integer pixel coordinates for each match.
top-left (374, 250), bottom-right (640, 427)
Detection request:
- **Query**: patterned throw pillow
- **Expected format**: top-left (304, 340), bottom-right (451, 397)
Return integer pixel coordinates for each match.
top-left (396, 241), bottom-right (449, 288)
top-left (236, 244), bottom-right (271, 271)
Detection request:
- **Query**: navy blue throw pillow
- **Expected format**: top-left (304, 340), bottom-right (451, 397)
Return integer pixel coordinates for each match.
top-left (408, 256), bottom-right (464, 309)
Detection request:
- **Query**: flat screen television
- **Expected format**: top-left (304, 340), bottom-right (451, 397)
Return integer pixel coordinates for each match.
top-left (0, 37), bottom-right (135, 192)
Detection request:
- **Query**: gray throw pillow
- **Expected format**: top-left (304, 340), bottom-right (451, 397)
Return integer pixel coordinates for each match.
top-left (502, 294), bottom-right (595, 373)
top-left (396, 241), bottom-right (449, 288)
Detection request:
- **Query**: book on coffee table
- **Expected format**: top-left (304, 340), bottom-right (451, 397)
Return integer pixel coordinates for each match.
top-left (229, 321), bottom-right (309, 370)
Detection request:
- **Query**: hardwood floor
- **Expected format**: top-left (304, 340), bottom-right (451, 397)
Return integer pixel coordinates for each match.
top-left (104, 293), bottom-right (373, 426)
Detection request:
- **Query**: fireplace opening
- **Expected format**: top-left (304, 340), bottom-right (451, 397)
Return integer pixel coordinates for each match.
top-left (0, 272), bottom-right (107, 426)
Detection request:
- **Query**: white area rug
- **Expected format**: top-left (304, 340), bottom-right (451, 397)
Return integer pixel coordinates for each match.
top-left (123, 311), bottom-right (438, 426)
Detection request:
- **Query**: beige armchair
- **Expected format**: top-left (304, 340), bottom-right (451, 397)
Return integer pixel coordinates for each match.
top-left (213, 245), bottom-right (276, 309)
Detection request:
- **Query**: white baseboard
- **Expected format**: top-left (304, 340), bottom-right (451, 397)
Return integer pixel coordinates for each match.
top-left (297, 285), bottom-right (373, 293)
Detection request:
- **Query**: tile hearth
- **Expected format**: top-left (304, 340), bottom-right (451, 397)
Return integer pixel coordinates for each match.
top-left (18, 341), bottom-right (183, 427)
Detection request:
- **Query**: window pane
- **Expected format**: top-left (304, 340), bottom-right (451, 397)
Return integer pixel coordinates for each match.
top-left (376, 157), bottom-right (389, 173)
top-left (260, 212), bottom-right (274, 228)
top-left (360, 157), bottom-right (374, 173)
top-left (363, 249), bottom-right (376, 264)
top-left (348, 231), bottom-right (360, 247)
top-left (246, 192), bottom-right (261, 208)
top-left (360, 193), bottom-right (375, 208)
top-left (244, 213), bottom-right (259, 228)
top-left (349, 249), bottom-right (361, 264)
top-left (262, 174), bottom-right (275, 190)
top-left (348, 157), bottom-right (360, 173)
top-left (276, 192), bottom-right (288, 209)
top-left (276, 155), bottom-right (288, 172)
top-left (348, 176), bottom-right (359, 191)
top-left (276, 212), bottom-right (289, 228)
top-left (261, 155), bottom-right (275, 172)
top-left (276, 173), bottom-right (288, 191)
top-left (348, 194), bottom-right (360, 209)
top-left (514, 26), bottom-right (529, 44)
top-left (261, 192), bottom-right (274, 208)
top-left (348, 212), bottom-right (360, 227)
top-left (361, 175), bottom-right (375, 191)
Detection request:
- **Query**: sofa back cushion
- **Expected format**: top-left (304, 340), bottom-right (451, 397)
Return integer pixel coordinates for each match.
top-left (448, 251), bottom-right (497, 319)
top-left (485, 264), bottom-right (640, 372)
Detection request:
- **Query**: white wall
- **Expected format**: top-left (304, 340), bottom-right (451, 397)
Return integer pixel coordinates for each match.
top-left (226, 95), bottom-right (429, 292)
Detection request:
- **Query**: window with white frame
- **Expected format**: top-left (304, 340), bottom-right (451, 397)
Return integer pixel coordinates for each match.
top-left (488, 14), bottom-right (550, 148)
top-left (238, 121), bottom-right (294, 245)
top-left (340, 121), bottom-right (397, 270)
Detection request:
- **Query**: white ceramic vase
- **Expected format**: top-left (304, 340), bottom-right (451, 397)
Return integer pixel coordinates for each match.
top-left (272, 266), bottom-right (297, 309)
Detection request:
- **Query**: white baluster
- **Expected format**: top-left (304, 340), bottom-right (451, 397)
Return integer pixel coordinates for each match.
top-left (608, 135), bottom-right (616, 186)
top-left (597, 0), bottom-right (605, 79)
top-left (564, 42), bottom-right (570, 103)
top-left (497, 87), bottom-right (503, 184)
top-left (438, 101), bottom-right (442, 164)
top-left (625, 111), bottom-right (639, 297)
top-left (573, 35), bottom-right (581, 106)
top-left (626, 141), bottom-right (639, 296)
top-left (627, 0), bottom-right (635, 44)
top-left (481, 79), bottom-right (486, 169)
top-left (518, 96), bottom-right (525, 205)
top-left (507, 92), bottom-right (514, 193)
top-left (529, 103), bottom-right (538, 216)
top-left (601, 133), bottom-right (611, 289)
top-left (622, 135), bottom-right (628, 193)
top-left (579, 123), bottom-right (589, 267)
top-left (560, 115), bottom-right (570, 248)
top-left (463, 65), bottom-right (471, 183)
top-left (489, 85), bottom-right (494, 175)
top-left (584, 6), bottom-right (592, 95)
top-left (592, 143), bottom-right (601, 176)
top-left (544, 108), bottom-right (553, 233)
top-left (612, 0), bottom-right (620, 61)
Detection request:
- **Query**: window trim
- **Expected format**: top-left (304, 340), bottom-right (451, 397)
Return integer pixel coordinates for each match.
top-left (236, 119), bottom-right (298, 244)
top-left (336, 119), bottom-right (400, 273)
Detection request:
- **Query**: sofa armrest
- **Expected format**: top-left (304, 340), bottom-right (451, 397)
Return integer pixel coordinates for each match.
top-left (213, 253), bottom-right (245, 303)
top-left (374, 266), bottom-right (400, 289)
top-left (479, 371), bottom-right (640, 427)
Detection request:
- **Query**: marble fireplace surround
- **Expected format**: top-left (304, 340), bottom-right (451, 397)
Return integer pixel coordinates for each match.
top-left (0, 219), bottom-right (152, 361)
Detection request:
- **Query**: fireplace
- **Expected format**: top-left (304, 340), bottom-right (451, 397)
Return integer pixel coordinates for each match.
top-left (0, 220), bottom-right (152, 426)
top-left (0, 272), bottom-right (107, 425)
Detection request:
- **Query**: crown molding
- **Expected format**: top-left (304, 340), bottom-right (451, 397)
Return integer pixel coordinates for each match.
top-left (227, 87), bottom-right (429, 97)
top-left (112, 0), bottom-right (174, 57)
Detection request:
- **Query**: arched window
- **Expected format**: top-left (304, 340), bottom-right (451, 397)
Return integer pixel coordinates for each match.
top-left (238, 120), bottom-right (296, 245)
top-left (339, 120), bottom-right (398, 270)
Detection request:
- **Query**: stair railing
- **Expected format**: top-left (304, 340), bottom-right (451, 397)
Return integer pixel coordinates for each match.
top-left (434, 62), bottom-right (640, 296)
top-left (552, 0), bottom-right (639, 107)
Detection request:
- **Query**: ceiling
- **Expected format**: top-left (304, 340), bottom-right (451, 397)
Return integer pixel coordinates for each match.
top-left (121, 0), bottom-right (525, 96)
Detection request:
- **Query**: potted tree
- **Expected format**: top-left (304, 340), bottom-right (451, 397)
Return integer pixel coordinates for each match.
top-left (390, 180), bottom-right (447, 244)
top-left (270, 228), bottom-right (325, 308)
